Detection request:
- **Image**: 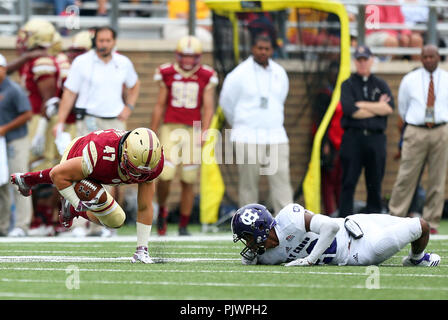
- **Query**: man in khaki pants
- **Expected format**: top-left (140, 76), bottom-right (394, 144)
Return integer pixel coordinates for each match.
top-left (220, 35), bottom-right (293, 215)
top-left (0, 54), bottom-right (33, 236)
top-left (389, 45), bottom-right (448, 234)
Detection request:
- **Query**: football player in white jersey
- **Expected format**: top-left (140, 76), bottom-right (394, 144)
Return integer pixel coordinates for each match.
top-left (231, 203), bottom-right (441, 267)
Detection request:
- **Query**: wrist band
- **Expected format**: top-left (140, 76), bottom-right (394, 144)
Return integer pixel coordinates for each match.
top-left (126, 103), bottom-right (135, 111)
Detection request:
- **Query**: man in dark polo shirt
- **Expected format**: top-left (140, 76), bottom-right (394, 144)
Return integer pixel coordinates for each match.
top-left (0, 53), bottom-right (33, 236)
top-left (339, 45), bottom-right (394, 217)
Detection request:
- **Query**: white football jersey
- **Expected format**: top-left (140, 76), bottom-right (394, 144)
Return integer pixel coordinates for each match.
top-left (254, 204), bottom-right (350, 265)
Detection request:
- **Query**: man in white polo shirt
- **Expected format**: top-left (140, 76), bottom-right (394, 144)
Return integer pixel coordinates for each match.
top-left (55, 26), bottom-right (140, 136)
top-left (220, 35), bottom-right (293, 216)
top-left (54, 26), bottom-right (140, 236)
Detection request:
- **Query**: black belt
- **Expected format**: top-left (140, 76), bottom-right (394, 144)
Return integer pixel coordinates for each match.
top-left (74, 108), bottom-right (117, 120)
top-left (348, 128), bottom-right (384, 136)
top-left (86, 114), bottom-right (117, 120)
top-left (410, 123), bottom-right (446, 129)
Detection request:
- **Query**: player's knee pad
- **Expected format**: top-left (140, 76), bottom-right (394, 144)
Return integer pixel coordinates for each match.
top-left (181, 164), bottom-right (199, 184)
top-left (97, 210), bottom-right (125, 229)
top-left (159, 160), bottom-right (176, 181)
top-left (89, 193), bottom-right (125, 228)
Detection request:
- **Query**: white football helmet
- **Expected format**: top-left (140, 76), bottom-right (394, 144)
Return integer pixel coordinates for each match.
top-left (175, 35), bottom-right (202, 71)
top-left (120, 128), bottom-right (164, 183)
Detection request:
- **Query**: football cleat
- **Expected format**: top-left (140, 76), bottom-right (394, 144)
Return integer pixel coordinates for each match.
top-left (10, 173), bottom-right (32, 197)
top-left (130, 246), bottom-right (154, 264)
top-left (157, 207), bottom-right (168, 236)
top-left (178, 226), bottom-right (191, 236)
top-left (58, 198), bottom-right (80, 229)
top-left (402, 253), bottom-right (441, 267)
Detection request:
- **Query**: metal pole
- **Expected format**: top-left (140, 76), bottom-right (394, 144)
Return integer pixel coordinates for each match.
top-left (19, 0), bottom-right (30, 26)
top-left (427, 0), bottom-right (438, 45)
top-left (357, 5), bottom-right (366, 46)
top-left (188, 0), bottom-right (197, 36)
top-left (110, 0), bottom-right (119, 34)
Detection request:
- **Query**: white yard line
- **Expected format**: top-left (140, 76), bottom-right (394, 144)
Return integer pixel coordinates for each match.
top-left (1, 277), bottom-right (448, 292)
top-left (1, 265), bottom-right (447, 278)
top-left (0, 250), bottom-right (237, 255)
top-left (0, 291), bottom-right (168, 300)
top-left (0, 235), bottom-right (232, 243)
top-left (0, 255), bottom-right (238, 263)
top-left (0, 234), bottom-right (446, 243)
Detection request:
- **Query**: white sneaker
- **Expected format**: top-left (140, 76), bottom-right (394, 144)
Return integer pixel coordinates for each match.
top-left (131, 246), bottom-right (155, 264)
top-left (28, 225), bottom-right (55, 237)
top-left (8, 227), bottom-right (27, 237)
top-left (402, 253), bottom-right (441, 267)
top-left (201, 223), bottom-right (219, 233)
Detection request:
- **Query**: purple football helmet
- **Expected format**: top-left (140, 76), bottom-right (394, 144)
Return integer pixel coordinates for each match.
top-left (231, 203), bottom-right (277, 260)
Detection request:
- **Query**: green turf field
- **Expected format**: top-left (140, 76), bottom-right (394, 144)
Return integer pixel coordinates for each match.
top-left (0, 221), bottom-right (447, 300)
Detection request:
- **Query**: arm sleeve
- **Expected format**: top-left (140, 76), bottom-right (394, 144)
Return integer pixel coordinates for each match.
top-left (64, 59), bottom-right (82, 93)
top-left (124, 60), bottom-right (138, 88)
top-left (219, 74), bottom-right (237, 126)
top-left (340, 79), bottom-right (359, 117)
top-left (380, 79), bottom-right (395, 109)
top-left (306, 214), bottom-right (340, 264)
top-left (398, 76), bottom-right (409, 120)
top-left (13, 83), bottom-right (32, 113)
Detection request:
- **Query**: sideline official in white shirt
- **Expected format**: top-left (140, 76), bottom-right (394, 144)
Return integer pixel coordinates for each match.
top-left (54, 26), bottom-right (140, 136)
top-left (220, 35), bottom-right (293, 215)
top-left (389, 45), bottom-right (448, 233)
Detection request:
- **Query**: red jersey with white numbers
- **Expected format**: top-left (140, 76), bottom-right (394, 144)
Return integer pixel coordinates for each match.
top-left (55, 52), bottom-right (76, 124)
top-left (19, 56), bottom-right (59, 115)
top-left (154, 63), bottom-right (218, 126)
top-left (66, 129), bottom-right (164, 185)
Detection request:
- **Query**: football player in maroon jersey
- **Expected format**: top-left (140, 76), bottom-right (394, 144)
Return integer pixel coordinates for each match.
top-left (150, 35), bottom-right (218, 236)
top-left (11, 128), bottom-right (164, 263)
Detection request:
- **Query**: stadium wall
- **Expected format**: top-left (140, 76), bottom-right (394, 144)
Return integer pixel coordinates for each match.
top-left (1, 37), bottom-right (446, 214)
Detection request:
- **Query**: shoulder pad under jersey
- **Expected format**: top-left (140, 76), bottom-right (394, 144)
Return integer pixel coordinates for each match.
top-left (81, 141), bottom-right (98, 177)
top-left (32, 57), bottom-right (57, 80)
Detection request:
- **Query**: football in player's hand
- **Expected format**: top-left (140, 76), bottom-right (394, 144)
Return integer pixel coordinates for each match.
top-left (74, 179), bottom-right (107, 204)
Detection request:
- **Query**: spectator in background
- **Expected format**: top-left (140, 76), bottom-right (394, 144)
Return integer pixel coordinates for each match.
top-left (0, 54), bottom-right (33, 237)
top-left (400, 0), bottom-right (428, 60)
top-left (164, 0), bottom-right (212, 42)
top-left (312, 61), bottom-right (344, 216)
top-left (392, 116), bottom-right (425, 218)
top-left (365, 0), bottom-right (423, 60)
top-left (389, 45), bottom-right (448, 235)
top-left (12, 19), bottom-right (61, 237)
top-left (33, 0), bottom-right (79, 15)
top-left (54, 26), bottom-right (140, 236)
top-left (339, 45), bottom-right (394, 218)
top-left (150, 35), bottom-right (217, 236)
top-left (79, 0), bottom-right (109, 16)
top-left (220, 35), bottom-right (293, 216)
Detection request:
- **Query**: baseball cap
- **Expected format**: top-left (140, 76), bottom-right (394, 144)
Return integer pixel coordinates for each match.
top-left (0, 53), bottom-right (6, 67)
top-left (354, 45), bottom-right (372, 59)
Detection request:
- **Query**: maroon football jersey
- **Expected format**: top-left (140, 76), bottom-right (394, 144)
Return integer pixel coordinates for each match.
top-left (66, 129), bottom-right (164, 185)
top-left (19, 56), bottom-right (59, 115)
top-left (154, 63), bottom-right (218, 126)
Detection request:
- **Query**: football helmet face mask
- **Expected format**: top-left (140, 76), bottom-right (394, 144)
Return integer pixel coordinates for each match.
top-left (175, 35), bottom-right (202, 71)
top-left (16, 19), bottom-right (56, 54)
top-left (120, 128), bottom-right (163, 183)
top-left (231, 204), bottom-right (277, 260)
